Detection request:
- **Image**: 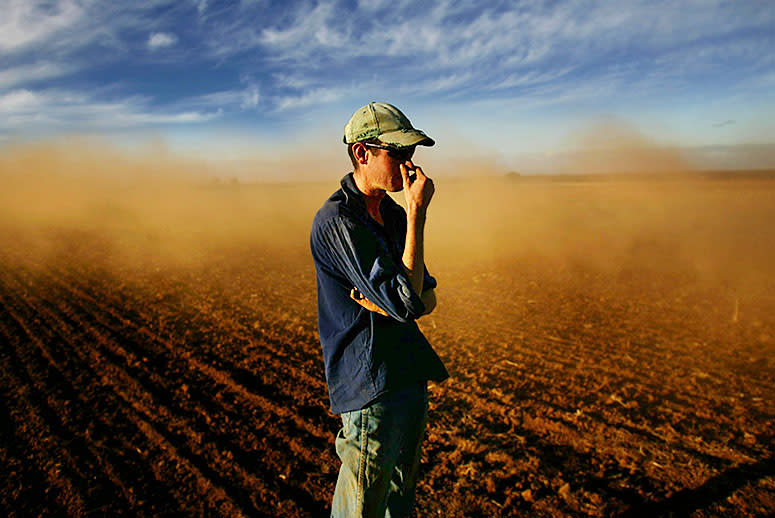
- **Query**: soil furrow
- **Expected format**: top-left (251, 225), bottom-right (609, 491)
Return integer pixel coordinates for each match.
top-left (0, 373), bottom-right (64, 517)
top-left (0, 300), bottom-right (118, 515)
top-left (0, 270), bottom-right (255, 517)
top-left (0, 286), bottom-right (218, 515)
top-left (46, 268), bottom-right (334, 452)
top-left (430, 322), bottom-right (759, 440)
top-left (44, 262), bottom-right (332, 427)
top-left (42, 263), bottom-right (336, 445)
top-left (9, 268), bottom-right (323, 516)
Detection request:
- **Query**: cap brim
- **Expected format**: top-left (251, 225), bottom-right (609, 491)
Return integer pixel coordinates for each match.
top-left (378, 129), bottom-right (435, 148)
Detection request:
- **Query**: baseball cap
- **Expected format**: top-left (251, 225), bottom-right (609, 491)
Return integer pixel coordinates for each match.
top-left (343, 102), bottom-right (435, 148)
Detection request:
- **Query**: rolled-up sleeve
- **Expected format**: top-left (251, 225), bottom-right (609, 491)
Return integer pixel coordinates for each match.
top-left (320, 216), bottom-right (426, 322)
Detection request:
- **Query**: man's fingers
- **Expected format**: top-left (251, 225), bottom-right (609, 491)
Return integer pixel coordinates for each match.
top-left (414, 165), bottom-right (425, 179)
top-left (400, 163), bottom-right (411, 185)
top-left (363, 298), bottom-right (389, 316)
top-left (350, 288), bottom-right (389, 316)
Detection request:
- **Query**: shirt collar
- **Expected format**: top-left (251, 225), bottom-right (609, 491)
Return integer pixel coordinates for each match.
top-left (340, 172), bottom-right (366, 211)
top-left (340, 171), bottom-right (401, 217)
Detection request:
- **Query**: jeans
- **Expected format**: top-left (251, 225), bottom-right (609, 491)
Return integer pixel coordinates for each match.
top-left (331, 382), bottom-right (429, 518)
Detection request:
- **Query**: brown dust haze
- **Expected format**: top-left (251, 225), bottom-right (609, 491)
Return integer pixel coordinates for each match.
top-left (1, 137), bottom-right (773, 300)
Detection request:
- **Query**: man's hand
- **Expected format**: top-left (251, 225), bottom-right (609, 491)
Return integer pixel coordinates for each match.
top-left (400, 160), bottom-right (434, 214)
top-left (350, 288), bottom-right (389, 317)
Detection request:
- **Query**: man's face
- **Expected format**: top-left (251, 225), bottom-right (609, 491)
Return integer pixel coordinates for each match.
top-left (361, 144), bottom-right (415, 192)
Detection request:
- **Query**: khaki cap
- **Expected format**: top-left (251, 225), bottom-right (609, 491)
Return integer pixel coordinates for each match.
top-left (343, 102), bottom-right (435, 148)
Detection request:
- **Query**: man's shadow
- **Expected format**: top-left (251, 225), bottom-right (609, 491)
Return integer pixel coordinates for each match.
top-left (624, 456), bottom-right (775, 517)
top-left (424, 387), bottom-right (774, 517)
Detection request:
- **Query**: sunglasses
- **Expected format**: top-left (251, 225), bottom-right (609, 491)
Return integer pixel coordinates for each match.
top-left (363, 142), bottom-right (415, 161)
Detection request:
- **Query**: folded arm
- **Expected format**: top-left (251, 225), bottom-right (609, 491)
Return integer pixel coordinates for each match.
top-left (319, 216), bottom-right (428, 322)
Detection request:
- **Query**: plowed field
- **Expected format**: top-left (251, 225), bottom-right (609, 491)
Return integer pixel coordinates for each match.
top-left (1, 173), bottom-right (774, 517)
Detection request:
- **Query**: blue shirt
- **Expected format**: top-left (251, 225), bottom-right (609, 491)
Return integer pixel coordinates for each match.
top-left (310, 173), bottom-right (449, 414)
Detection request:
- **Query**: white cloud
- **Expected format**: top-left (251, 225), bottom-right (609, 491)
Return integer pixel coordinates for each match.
top-left (119, 109), bottom-right (222, 125)
top-left (241, 86), bottom-right (260, 109)
top-left (0, 0), bottom-right (84, 52)
top-left (396, 73), bottom-right (476, 95)
top-left (185, 90), bottom-right (246, 107)
top-left (272, 74), bottom-right (317, 90)
top-left (148, 32), bottom-right (178, 50)
top-left (260, 3), bottom-right (343, 50)
top-left (0, 88), bottom-right (222, 131)
top-left (0, 2), bottom-right (190, 60)
top-left (167, 86), bottom-right (261, 112)
top-left (486, 67), bottom-right (576, 91)
top-left (0, 62), bottom-right (73, 90)
top-left (274, 87), bottom-right (350, 111)
top-left (0, 90), bottom-right (41, 111)
top-left (356, 0), bottom-right (390, 10)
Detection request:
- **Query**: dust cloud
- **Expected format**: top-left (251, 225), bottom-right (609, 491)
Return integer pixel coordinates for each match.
top-left (1, 136), bottom-right (774, 305)
top-left (0, 139), bottom-right (331, 269)
top-left (556, 118), bottom-right (691, 175)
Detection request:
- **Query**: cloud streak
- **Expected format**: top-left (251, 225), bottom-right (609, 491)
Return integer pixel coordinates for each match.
top-left (233, 0), bottom-right (775, 112)
top-left (0, 62), bottom-right (74, 90)
top-left (0, 88), bottom-right (222, 132)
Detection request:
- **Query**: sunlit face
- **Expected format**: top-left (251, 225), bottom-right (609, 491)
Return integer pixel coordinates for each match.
top-left (360, 144), bottom-right (415, 193)
top-left (371, 148), bottom-right (404, 192)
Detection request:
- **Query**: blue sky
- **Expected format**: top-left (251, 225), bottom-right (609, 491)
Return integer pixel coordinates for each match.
top-left (1, 0), bottom-right (774, 174)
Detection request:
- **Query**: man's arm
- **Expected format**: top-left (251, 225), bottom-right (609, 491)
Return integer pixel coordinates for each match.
top-left (400, 161), bottom-right (434, 296)
top-left (317, 216), bottom-right (426, 323)
top-left (352, 161), bottom-right (436, 318)
top-left (352, 262), bottom-right (437, 317)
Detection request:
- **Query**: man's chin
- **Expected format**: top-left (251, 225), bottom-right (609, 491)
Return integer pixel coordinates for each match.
top-left (387, 177), bottom-right (404, 192)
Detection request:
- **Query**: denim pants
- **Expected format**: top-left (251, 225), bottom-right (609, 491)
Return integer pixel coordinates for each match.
top-left (331, 382), bottom-right (429, 518)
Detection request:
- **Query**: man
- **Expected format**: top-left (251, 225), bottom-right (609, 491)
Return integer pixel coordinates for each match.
top-left (310, 102), bottom-right (449, 517)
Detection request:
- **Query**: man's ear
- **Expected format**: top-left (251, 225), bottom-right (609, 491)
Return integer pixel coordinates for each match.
top-left (352, 142), bottom-right (369, 167)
